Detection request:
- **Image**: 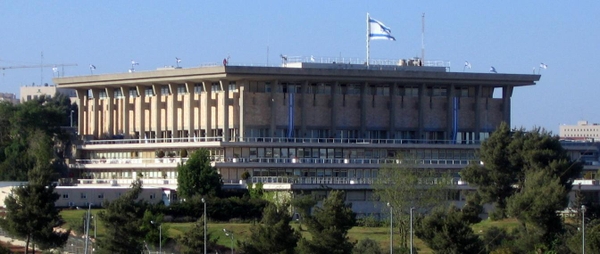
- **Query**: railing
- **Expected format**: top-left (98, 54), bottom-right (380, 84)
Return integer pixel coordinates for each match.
top-left (82, 136), bottom-right (481, 145)
top-left (72, 157), bottom-right (472, 167)
top-left (250, 176), bottom-right (469, 186)
top-left (227, 157), bottom-right (472, 166)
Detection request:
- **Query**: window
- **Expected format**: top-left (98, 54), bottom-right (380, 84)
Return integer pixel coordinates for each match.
top-left (161, 85), bottom-right (170, 96)
top-left (81, 193), bottom-right (87, 199)
top-left (194, 83), bottom-right (204, 93)
top-left (212, 82), bottom-right (221, 92)
top-left (62, 194), bottom-right (69, 199)
top-left (98, 90), bottom-right (107, 99)
top-left (150, 193), bottom-right (155, 199)
top-left (145, 87), bottom-right (154, 97)
top-left (98, 193), bottom-right (104, 199)
top-left (177, 84), bottom-right (187, 94)
top-left (228, 82), bottom-right (237, 92)
top-left (405, 87), bottom-right (418, 97)
top-left (129, 87), bottom-right (138, 97)
top-left (114, 89), bottom-right (124, 99)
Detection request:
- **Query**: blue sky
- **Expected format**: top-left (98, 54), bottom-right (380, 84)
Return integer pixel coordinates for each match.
top-left (1, 1), bottom-right (598, 134)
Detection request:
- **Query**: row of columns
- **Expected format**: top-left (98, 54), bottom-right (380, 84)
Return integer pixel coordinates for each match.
top-left (76, 81), bottom-right (513, 142)
top-left (76, 80), bottom-right (238, 141)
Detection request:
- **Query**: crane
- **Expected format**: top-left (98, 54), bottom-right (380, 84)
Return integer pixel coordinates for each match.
top-left (0, 63), bottom-right (78, 77)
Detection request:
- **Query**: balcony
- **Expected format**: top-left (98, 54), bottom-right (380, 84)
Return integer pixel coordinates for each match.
top-left (81, 136), bottom-right (482, 146)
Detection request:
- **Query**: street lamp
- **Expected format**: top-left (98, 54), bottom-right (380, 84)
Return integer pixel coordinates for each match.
top-left (202, 197), bottom-right (207, 254)
top-left (223, 228), bottom-right (234, 254)
top-left (387, 202), bottom-right (393, 254)
top-left (84, 203), bottom-right (93, 254)
top-left (582, 205), bottom-right (586, 254)
top-left (410, 207), bottom-right (415, 254)
top-left (151, 220), bottom-right (162, 254)
top-left (70, 109), bottom-right (74, 127)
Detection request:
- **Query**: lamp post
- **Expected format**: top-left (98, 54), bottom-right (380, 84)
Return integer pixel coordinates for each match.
top-left (70, 109), bottom-right (74, 127)
top-left (410, 207), bottom-right (415, 254)
top-left (202, 197), bottom-right (207, 254)
top-left (223, 228), bottom-right (234, 254)
top-left (151, 220), bottom-right (162, 254)
top-left (387, 202), bottom-right (393, 254)
top-left (582, 205), bottom-right (586, 254)
top-left (84, 203), bottom-right (92, 254)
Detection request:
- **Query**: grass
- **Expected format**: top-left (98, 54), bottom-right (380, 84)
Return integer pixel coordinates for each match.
top-left (59, 209), bottom-right (520, 253)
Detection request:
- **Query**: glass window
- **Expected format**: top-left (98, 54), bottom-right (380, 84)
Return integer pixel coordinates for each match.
top-left (194, 83), bottom-right (204, 93)
top-left (114, 89), bottom-right (124, 98)
top-left (145, 87), bottom-right (154, 97)
top-left (177, 84), bottom-right (187, 94)
top-left (129, 88), bottom-right (138, 97)
top-left (161, 85), bottom-right (170, 95)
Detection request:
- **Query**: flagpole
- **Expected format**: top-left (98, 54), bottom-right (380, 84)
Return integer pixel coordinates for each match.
top-left (366, 12), bottom-right (370, 67)
top-left (421, 13), bottom-right (425, 63)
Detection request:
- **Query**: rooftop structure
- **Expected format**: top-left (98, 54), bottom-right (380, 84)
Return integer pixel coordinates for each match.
top-left (54, 58), bottom-right (540, 215)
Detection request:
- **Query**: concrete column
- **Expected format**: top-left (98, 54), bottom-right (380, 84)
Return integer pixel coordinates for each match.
top-left (238, 85), bottom-right (245, 140)
top-left (105, 88), bottom-right (114, 137)
top-left (121, 87), bottom-right (130, 138)
top-left (151, 84), bottom-right (161, 139)
top-left (185, 83), bottom-right (194, 141)
top-left (220, 80), bottom-right (230, 142)
top-left (389, 83), bottom-right (397, 139)
top-left (270, 80), bottom-right (278, 137)
top-left (203, 82), bottom-right (212, 137)
top-left (330, 82), bottom-right (338, 138)
top-left (418, 83), bottom-right (426, 140)
top-left (135, 85), bottom-right (146, 141)
top-left (360, 82), bottom-right (367, 138)
top-left (169, 84), bottom-right (177, 140)
top-left (91, 89), bottom-right (99, 138)
top-left (446, 84), bottom-right (455, 141)
top-left (75, 89), bottom-right (85, 136)
top-left (502, 85), bottom-right (513, 126)
top-left (474, 85), bottom-right (482, 141)
top-left (301, 81), bottom-right (308, 138)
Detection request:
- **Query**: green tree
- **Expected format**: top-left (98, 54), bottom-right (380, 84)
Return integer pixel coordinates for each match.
top-left (507, 170), bottom-right (570, 249)
top-left (290, 192), bottom-right (317, 230)
top-left (177, 149), bottom-right (222, 199)
top-left (460, 192), bottom-right (483, 224)
top-left (140, 210), bottom-right (169, 251)
top-left (177, 215), bottom-right (218, 254)
top-left (415, 206), bottom-right (484, 254)
top-left (296, 190), bottom-right (356, 254)
top-left (461, 122), bottom-right (582, 220)
top-left (96, 180), bottom-right (148, 253)
top-left (0, 131), bottom-right (70, 253)
top-left (241, 203), bottom-right (301, 254)
top-left (352, 238), bottom-right (383, 254)
top-left (373, 155), bottom-right (451, 249)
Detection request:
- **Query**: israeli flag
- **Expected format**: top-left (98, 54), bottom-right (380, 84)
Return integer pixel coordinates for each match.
top-left (369, 18), bottom-right (396, 41)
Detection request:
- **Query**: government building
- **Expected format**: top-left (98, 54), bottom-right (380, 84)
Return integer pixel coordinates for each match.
top-left (53, 58), bottom-right (541, 215)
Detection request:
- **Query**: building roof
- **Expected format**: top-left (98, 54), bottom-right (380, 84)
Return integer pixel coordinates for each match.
top-left (53, 64), bottom-right (541, 89)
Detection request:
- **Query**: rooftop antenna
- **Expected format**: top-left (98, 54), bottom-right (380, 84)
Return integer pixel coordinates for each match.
top-left (130, 60), bottom-right (139, 73)
top-left (176, 57), bottom-right (181, 68)
top-left (89, 64), bottom-right (96, 75)
top-left (421, 13), bottom-right (425, 63)
top-left (40, 51), bottom-right (43, 86)
top-left (280, 54), bottom-right (288, 67)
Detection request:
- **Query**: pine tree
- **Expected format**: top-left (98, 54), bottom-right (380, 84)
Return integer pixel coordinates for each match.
top-left (96, 179), bottom-right (148, 253)
top-left (416, 206), bottom-right (484, 254)
top-left (296, 190), bottom-right (356, 254)
top-left (241, 203), bottom-right (300, 254)
top-left (1, 131), bottom-right (70, 253)
top-left (177, 215), bottom-right (218, 254)
top-left (177, 149), bottom-right (222, 199)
